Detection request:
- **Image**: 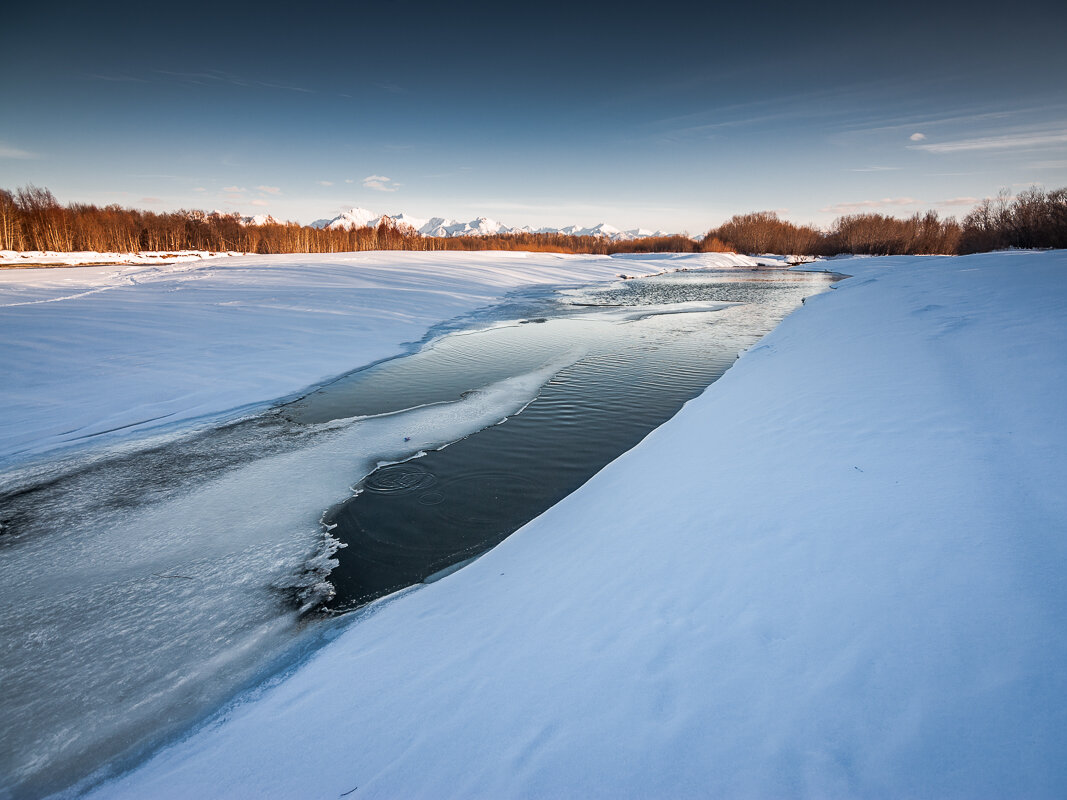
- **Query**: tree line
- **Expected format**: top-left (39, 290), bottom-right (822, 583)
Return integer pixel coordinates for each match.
top-left (2, 185), bottom-right (1065, 258)
top-left (702, 188), bottom-right (1066, 257)
top-left (0, 186), bottom-right (705, 256)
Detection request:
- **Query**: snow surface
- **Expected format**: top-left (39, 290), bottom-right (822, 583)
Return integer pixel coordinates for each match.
top-left (0, 251), bottom-right (758, 466)
top-left (83, 249), bottom-right (1067, 797)
top-left (0, 250), bottom-right (243, 267)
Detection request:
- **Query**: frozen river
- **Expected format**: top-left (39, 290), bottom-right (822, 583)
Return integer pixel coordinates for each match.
top-left (0, 264), bottom-right (834, 798)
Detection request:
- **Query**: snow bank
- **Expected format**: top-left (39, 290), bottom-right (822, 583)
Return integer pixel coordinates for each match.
top-left (1, 251), bottom-right (766, 465)
top-left (88, 249), bottom-right (1067, 798)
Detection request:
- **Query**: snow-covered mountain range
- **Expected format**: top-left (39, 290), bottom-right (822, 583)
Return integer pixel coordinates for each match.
top-left (309, 208), bottom-right (676, 241)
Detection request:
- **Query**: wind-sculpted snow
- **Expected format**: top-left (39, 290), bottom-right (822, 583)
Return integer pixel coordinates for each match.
top-left (86, 250), bottom-right (1067, 798)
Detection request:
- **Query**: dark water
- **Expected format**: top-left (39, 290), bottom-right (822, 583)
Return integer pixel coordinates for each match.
top-left (318, 269), bottom-right (835, 610)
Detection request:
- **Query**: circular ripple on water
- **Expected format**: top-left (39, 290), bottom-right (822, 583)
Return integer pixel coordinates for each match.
top-left (362, 463), bottom-right (437, 495)
top-left (418, 491), bottom-right (446, 506)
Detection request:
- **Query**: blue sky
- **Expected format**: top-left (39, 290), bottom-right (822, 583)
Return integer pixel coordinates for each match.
top-left (2, 0), bottom-right (1065, 232)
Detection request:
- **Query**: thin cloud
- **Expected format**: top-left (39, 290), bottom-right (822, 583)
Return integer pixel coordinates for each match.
top-left (193, 187), bottom-right (206, 192)
top-left (849, 166), bottom-right (901, 172)
top-left (819, 197), bottom-right (920, 214)
top-left (250, 199), bottom-right (270, 207)
top-left (344, 179), bottom-right (355, 184)
top-left (910, 130), bottom-right (1067, 153)
top-left (316, 180), bottom-right (334, 186)
top-left (257, 81), bottom-right (314, 94)
top-left (86, 73), bottom-right (147, 83)
top-left (646, 84), bottom-right (881, 137)
top-left (222, 186), bottom-right (246, 193)
top-left (156, 70), bottom-right (313, 94)
top-left (910, 133), bottom-right (926, 141)
top-left (838, 108), bottom-right (1022, 136)
top-left (363, 175), bottom-right (400, 192)
top-left (0, 142), bottom-right (37, 159)
top-left (157, 69), bottom-right (248, 86)
top-left (257, 185), bottom-right (282, 195)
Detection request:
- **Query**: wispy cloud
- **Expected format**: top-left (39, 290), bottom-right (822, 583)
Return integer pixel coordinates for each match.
top-left (250, 199), bottom-right (270, 206)
top-left (645, 85), bottom-right (873, 139)
top-left (836, 107), bottom-right (1025, 136)
top-left (155, 69), bottom-right (314, 94)
top-left (86, 73), bottom-right (147, 83)
top-left (643, 80), bottom-right (942, 145)
top-left (910, 130), bottom-right (1067, 153)
top-left (848, 166), bottom-right (901, 172)
top-left (257, 185), bottom-right (281, 194)
top-left (819, 197), bottom-right (920, 214)
top-left (157, 69), bottom-right (247, 86)
top-left (193, 187), bottom-right (206, 192)
top-left (316, 180), bottom-right (334, 186)
top-left (258, 81), bottom-right (314, 94)
top-left (222, 185), bottom-right (246, 193)
top-left (909, 132), bottom-right (926, 141)
top-left (0, 142), bottom-right (37, 159)
top-left (344, 179), bottom-right (355, 184)
top-left (935, 197), bottom-right (980, 207)
top-left (363, 175), bottom-right (400, 192)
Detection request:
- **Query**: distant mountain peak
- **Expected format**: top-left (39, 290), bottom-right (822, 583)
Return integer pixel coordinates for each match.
top-left (307, 207), bottom-right (677, 240)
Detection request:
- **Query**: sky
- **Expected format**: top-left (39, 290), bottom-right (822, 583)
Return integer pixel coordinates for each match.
top-left (2, 0), bottom-right (1066, 233)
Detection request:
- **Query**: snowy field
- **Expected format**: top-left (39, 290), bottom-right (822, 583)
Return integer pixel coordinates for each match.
top-left (71, 249), bottom-right (1066, 798)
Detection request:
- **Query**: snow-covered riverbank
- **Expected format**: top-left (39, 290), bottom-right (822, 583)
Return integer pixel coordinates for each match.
top-left (79, 249), bottom-right (1067, 797)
